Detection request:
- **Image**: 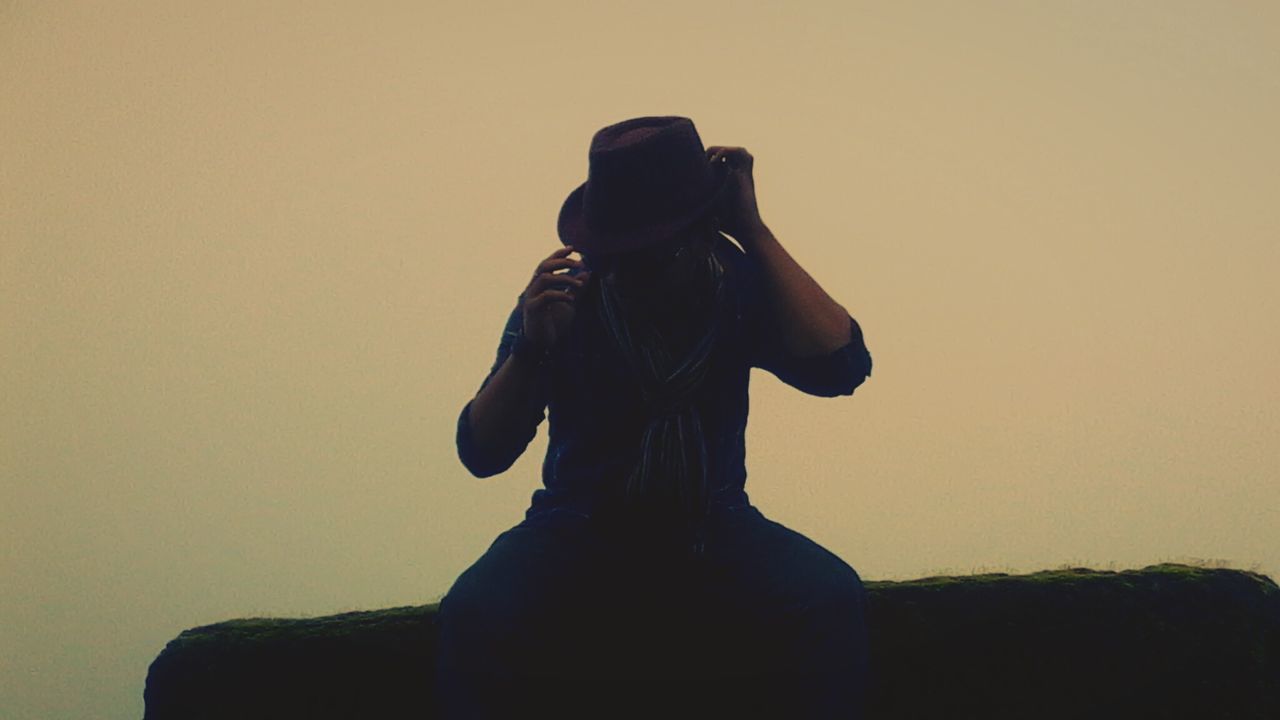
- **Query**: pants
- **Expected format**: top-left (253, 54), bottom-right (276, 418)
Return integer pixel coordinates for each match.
top-left (432, 503), bottom-right (869, 719)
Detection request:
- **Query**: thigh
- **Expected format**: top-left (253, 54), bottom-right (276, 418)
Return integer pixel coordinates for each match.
top-left (691, 505), bottom-right (870, 672)
top-left (704, 505), bottom-right (866, 609)
top-left (435, 518), bottom-right (611, 675)
top-left (571, 505), bottom-right (872, 718)
top-left (434, 513), bottom-right (699, 719)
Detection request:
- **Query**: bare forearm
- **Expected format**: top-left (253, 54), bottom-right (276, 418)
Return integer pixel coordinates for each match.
top-left (466, 351), bottom-right (547, 457)
top-left (737, 222), bottom-right (853, 357)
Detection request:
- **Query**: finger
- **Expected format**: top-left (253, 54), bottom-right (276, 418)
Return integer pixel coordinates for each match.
top-left (532, 257), bottom-right (586, 280)
top-left (528, 270), bottom-right (587, 297)
top-left (535, 255), bottom-right (586, 275)
top-left (527, 289), bottom-right (576, 310)
top-left (540, 245), bottom-right (578, 267)
top-left (709, 149), bottom-right (744, 170)
top-left (537, 267), bottom-right (586, 289)
top-left (524, 266), bottom-right (586, 299)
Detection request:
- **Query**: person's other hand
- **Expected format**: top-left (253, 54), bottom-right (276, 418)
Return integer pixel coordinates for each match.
top-left (522, 245), bottom-right (589, 350)
top-left (706, 145), bottom-right (767, 245)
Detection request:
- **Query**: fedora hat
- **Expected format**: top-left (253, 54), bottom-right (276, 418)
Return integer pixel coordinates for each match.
top-left (557, 116), bottom-right (730, 256)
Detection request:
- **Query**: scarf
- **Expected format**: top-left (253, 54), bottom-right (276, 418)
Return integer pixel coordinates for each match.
top-left (594, 238), bottom-right (731, 540)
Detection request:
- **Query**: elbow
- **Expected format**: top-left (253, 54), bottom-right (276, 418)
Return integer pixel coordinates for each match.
top-left (838, 331), bottom-right (873, 396)
top-left (457, 447), bottom-right (509, 480)
top-left (813, 372), bottom-right (868, 398)
top-left (457, 438), bottom-right (519, 479)
top-left (820, 317), bottom-right (872, 398)
top-left (844, 348), bottom-right (873, 396)
top-left (812, 344), bottom-right (874, 398)
top-left (455, 400), bottom-right (517, 478)
top-left (455, 399), bottom-right (541, 478)
top-left (459, 454), bottom-right (513, 479)
top-left (837, 370), bottom-right (870, 397)
top-left (846, 346), bottom-right (873, 395)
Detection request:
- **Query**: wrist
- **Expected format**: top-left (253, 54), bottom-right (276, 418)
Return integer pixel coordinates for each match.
top-left (510, 328), bottom-right (553, 369)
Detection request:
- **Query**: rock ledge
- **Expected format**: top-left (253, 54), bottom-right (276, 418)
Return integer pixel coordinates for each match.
top-left (144, 563), bottom-right (1279, 718)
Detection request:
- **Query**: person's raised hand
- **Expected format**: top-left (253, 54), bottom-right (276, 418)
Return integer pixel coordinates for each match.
top-left (706, 145), bottom-right (767, 246)
top-left (521, 245), bottom-right (590, 351)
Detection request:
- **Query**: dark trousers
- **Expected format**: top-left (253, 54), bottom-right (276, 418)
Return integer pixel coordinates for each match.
top-left (432, 503), bottom-right (869, 719)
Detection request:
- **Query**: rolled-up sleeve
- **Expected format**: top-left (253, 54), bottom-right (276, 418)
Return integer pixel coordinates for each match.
top-left (750, 312), bottom-right (873, 397)
top-left (726, 236), bottom-right (872, 397)
top-left (456, 297), bottom-right (549, 477)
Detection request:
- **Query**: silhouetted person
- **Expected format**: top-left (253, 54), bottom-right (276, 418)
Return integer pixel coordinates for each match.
top-left (434, 116), bottom-right (874, 719)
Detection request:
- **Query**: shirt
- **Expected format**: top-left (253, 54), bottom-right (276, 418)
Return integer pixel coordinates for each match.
top-left (455, 234), bottom-right (873, 523)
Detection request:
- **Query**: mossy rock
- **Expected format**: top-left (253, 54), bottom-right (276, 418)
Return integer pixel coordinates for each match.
top-left (144, 563), bottom-right (1280, 719)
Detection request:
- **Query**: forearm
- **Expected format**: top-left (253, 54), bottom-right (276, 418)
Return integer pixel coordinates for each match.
top-left (737, 222), bottom-right (854, 357)
top-left (465, 351), bottom-right (548, 459)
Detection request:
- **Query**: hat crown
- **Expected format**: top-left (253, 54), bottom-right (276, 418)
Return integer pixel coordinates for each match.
top-left (582, 116), bottom-right (717, 236)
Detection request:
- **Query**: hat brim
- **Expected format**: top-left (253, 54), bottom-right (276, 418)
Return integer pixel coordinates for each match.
top-left (557, 160), bottom-right (731, 256)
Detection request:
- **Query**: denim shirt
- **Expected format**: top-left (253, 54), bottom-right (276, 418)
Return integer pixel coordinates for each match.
top-left (456, 234), bottom-right (873, 524)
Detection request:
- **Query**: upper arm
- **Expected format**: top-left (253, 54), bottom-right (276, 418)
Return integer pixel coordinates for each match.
top-left (748, 310), bottom-right (873, 397)
top-left (730, 242), bottom-right (873, 397)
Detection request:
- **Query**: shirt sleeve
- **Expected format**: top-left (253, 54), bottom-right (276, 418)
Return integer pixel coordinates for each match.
top-left (735, 244), bottom-right (873, 397)
top-left (455, 296), bottom-right (550, 478)
top-left (749, 311), bottom-right (873, 397)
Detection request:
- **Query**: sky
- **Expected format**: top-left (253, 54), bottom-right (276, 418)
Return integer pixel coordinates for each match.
top-left (3, 1), bottom-right (1278, 718)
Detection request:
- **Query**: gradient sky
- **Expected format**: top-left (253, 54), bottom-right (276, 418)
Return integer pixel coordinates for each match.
top-left (3, 2), bottom-right (1278, 718)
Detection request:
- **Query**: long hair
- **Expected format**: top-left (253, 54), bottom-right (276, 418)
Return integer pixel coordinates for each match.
top-left (587, 217), bottom-right (733, 537)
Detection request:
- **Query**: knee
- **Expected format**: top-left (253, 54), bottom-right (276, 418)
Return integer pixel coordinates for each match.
top-left (752, 519), bottom-right (867, 612)
top-left (438, 570), bottom-right (598, 662)
top-left (437, 571), bottom-right (519, 648)
top-left (436, 582), bottom-right (539, 679)
top-left (836, 565), bottom-right (868, 608)
top-left (817, 564), bottom-right (868, 620)
top-left (789, 576), bottom-right (865, 625)
top-left (789, 547), bottom-right (867, 614)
